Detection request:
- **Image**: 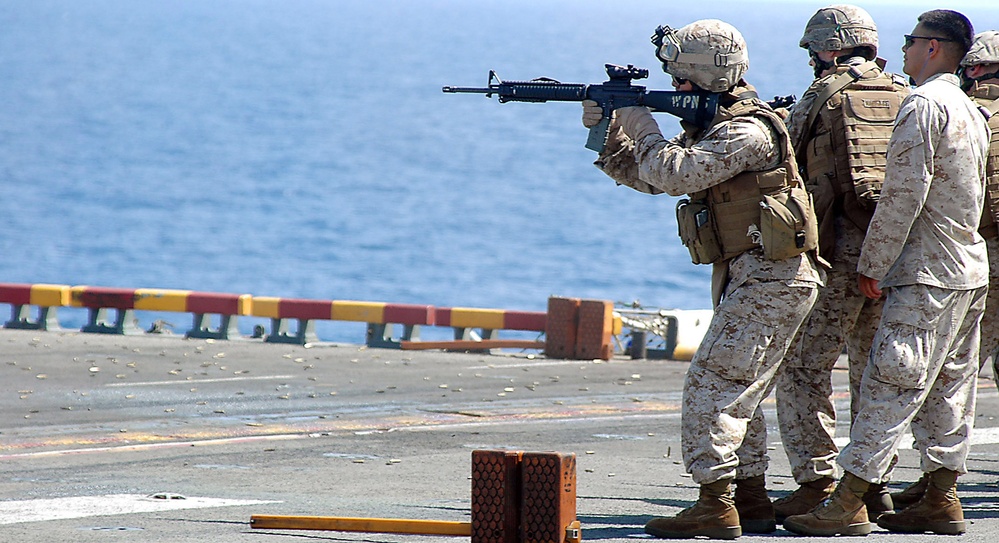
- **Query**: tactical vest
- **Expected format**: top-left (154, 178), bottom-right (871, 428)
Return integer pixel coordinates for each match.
top-left (676, 96), bottom-right (819, 264)
top-left (799, 63), bottom-right (908, 234)
top-left (969, 83), bottom-right (999, 240)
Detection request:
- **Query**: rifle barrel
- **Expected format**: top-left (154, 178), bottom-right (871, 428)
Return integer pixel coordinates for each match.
top-left (441, 86), bottom-right (494, 94)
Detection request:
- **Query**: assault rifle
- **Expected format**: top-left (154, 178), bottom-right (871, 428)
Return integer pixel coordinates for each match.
top-left (443, 64), bottom-right (719, 153)
top-left (767, 94), bottom-right (797, 110)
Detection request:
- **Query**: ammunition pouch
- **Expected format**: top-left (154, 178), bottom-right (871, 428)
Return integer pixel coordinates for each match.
top-left (676, 198), bottom-right (723, 265)
top-left (974, 91), bottom-right (999, 237)
top-left (840, 90), bottom-right (899, 207)
top-left (676, 183), bottom-right (819, 265)
top-left (759, 185), bottom-right (819, 261)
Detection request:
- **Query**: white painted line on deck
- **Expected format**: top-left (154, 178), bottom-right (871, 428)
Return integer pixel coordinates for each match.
top-left (831, 426), bottom-right (999, 449)
top-left (467, 359), bottom-right (606, 370)
top-left (396, 411), bottom-right (683, 432)
top-left (0, 494), bottom-right (279, 525)
top-left (104, 375), bottom-right (295, 387)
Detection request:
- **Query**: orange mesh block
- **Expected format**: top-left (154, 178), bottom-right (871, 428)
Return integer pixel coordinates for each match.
top-left (574, 299), bottom-right (614, 360)
top-left (544, 297), bottom-right (579, 359)
top-left (471, 450), bottom-right (523, 543)
top-left (520, 452), bottom-right (577, 543)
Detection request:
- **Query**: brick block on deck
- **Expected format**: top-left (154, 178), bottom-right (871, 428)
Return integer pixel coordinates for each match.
top-left (545, 296), bottom-right (613, 360)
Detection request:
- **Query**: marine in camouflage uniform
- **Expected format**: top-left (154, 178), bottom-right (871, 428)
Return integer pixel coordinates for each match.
top-left (772, 5), bottom-right (909, 522)
top-left (961, 31), bottom-right (999, 388)
top-left (784, 10), bottom-right (989, 537)
top-left (891, 28), bottom-right (999, 513)
top-left (582, 19), bottom-right (822, 540)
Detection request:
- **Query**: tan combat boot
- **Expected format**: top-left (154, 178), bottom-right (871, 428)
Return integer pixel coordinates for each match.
top-left (861, 482), bottom-right (893, 520)
top-left (734, 476), bottom-right (776, 534)
top-left (889, 473), bottom-right (928, 510)
top-left (771, 476), bottom-right (836, 523)
top-left (782, 473), bottom-right (871, 536)
top-left (645, 479), bottom-right (742, 540)
top-left (877, 468), bottom-right (965, 535)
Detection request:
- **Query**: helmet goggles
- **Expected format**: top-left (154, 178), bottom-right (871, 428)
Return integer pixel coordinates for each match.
top-left (652, 25), bottom-right (684, 66)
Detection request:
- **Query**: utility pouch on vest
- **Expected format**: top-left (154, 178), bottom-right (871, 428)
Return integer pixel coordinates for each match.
top-left (841, 90), bottom-right (899, 207)
top-left (676, 197), bottom-right (723, 265)
top-left (987, 108), bottom-right (999, 228)
top-left (758, 185), bottom-right (818, 261)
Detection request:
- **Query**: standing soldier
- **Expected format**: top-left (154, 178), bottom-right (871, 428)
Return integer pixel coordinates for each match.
top-left (784, 9), bottom-right (988, 536)
top-left (773, 4), bottom-right (909, 523)
top-left (582, 19), bottom-right (823, 539)
top-left (890, 29), bottom-right (999, 511)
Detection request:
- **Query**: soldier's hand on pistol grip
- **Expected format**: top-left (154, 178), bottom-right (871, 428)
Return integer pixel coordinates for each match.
top-left (581, 99), bottom-right (604, 128)
top-left (614, 106), bottom-right (662, 143)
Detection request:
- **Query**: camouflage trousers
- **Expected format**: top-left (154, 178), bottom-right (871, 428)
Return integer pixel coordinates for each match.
top-left (839, 283), bottom-right (984, 482)
top-left (983, 237), bottom-right (999, 382)
top-left (682, 278), bottom-right (817, 484)
top-left (776, 240), bottom-right (883, 484)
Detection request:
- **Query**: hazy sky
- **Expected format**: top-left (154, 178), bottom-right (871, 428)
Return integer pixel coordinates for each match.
top-left (773, 0), bottom-right (994, 6)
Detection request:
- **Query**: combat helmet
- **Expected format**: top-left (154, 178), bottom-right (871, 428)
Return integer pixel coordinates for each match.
top-left (652, 19), bottom-right (748, 93)
top-left (960, 31), bottom-right (999, 90)
top-left (799, 4), bottom-right (879, 58)
top-left (961, 31), bottom-right (999, 67)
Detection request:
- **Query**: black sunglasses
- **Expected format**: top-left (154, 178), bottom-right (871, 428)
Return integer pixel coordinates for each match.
top-left (904, 34), bottom-right (955, 48)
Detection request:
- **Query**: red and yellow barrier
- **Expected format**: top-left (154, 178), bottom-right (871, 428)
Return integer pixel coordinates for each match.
top-left (0, 283), bottom-right (71, 330)
top-left (0, 283), bottom-right (635, 359)
top-left (66, 286), bottom-right (252, 338)
top-left (434, 307), bottom-right (546, 336)
top-left (250, 297), bottom-right (435, 346)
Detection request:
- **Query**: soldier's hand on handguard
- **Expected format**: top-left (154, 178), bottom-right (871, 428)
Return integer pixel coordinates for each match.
top-left (858, 274), bottom-right (883, 300)
top-left (581, 99), bottom-right (603, 128)
top-left (614, 106), bottom-right (662, 143)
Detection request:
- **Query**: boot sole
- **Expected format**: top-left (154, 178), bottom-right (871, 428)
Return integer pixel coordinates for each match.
top-left (645, 524), bottom-right (742, 540)
top-left (783, 518), bottom-right (872, 537)
top-left (741, 519), bottom-right (777, 534)
top-left (877, 518), bottom-right (966, 535)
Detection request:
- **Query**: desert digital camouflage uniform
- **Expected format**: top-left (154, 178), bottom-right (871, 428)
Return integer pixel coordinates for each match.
top-left (967, 81), bottom-right (999, 382)
top-left (983, 235), bottom-right (999, 373)
top-left (597, 82), bottom-right (822, 485)
top-left (840, 73), bottom-right (990, 482)
top-left (776, 57), bottom-right (907, 486)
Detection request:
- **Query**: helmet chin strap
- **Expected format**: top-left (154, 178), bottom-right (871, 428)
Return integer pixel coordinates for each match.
top-left (961, 69), bottom-right (999, 92)
top-left (810, 50), bottom-right (836, 78)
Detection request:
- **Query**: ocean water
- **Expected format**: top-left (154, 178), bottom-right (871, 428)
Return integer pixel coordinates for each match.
top-left (1, 0), bottom-right (997, 341)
